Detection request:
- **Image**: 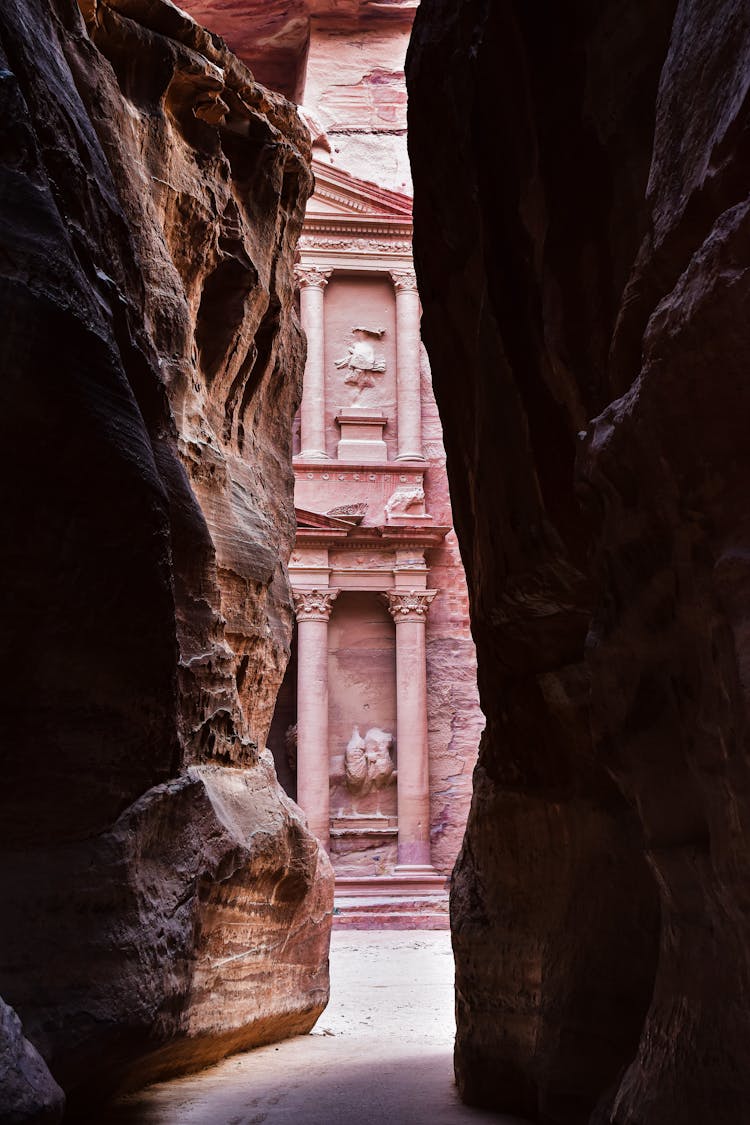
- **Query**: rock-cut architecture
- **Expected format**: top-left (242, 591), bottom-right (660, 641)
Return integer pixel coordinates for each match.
top-left (179, 0), bottom-right (484, 922)
top-left (272, 163), bottom-right (479, 911)
top-left (6, 0), bottom-right (750, 1121)
top-left (275, 103), bottom-right (482, 923)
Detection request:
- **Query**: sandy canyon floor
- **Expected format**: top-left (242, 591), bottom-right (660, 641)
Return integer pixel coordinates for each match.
top-left (110, 930), bottom-right (528, 1125)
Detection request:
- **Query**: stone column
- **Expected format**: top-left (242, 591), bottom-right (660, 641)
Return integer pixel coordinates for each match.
top-left (384, 589), bottom-right (437, 867)
top-left (390, 269), bottom-right (422, 461)
top-left (293, 588), bottom-right (339, 849)
top-left (295, 266), bottom-right (331, 459)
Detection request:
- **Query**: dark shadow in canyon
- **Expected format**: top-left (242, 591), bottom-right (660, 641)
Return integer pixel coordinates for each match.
top-left (407, 0), bottom-right (750, 1122)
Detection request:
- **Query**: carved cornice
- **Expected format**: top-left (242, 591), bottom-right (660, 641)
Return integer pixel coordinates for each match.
top-left (382, 589), bottom-right (436, 622)
top-left (316, 187), bottom-right (371, 214)
top-left (390, 269), bottom-right (418, 292)
top-left (299, 235), bottom-right (414, 254)
top-left (294, 265), bottom-right (332, 290)
top-left (292, 587), bottom-right (339, 621)
top-left (303, 222), bottom-right (412, 237)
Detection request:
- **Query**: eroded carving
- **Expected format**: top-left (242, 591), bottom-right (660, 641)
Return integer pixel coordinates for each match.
top-left (327, 502), bottom-right (368, 523)
top-left (298, 105), bottom-right (331, 152)
top-left (345, 725), bottom-right (397, 795)
top-left (383, 589), bottom-right (437, 621)
top-left (335, 327), bottom-right (386, 398)
top-left (294, 265), bottom-right (331, 290)
top-left (298, 236), bottom-right (415, 254)
top-left (384, 485), bottom-right (425, 520)
top-left (292, 588), bottom-right (339, 620)
top-left (390, 269), bottom-right (418, 292)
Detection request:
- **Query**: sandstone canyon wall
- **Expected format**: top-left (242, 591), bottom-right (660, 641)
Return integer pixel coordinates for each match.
top-left (0, 0), bottom-right (332, 1117)
top-left (408, 1), bottom-right (750, 1123)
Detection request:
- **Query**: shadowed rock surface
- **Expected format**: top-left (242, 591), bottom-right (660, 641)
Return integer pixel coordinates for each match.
top-left (0, 1000), bottom-right (65, 1125)
top-left (0, 0), bottom-right (332, 1115)
top-left (408, 1), bottom-right (750, 1122)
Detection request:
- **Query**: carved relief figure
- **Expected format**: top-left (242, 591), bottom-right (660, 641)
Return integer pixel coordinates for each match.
top-left (335, 327), bottom-right (386, 398)
top-left (344, 726), bottom-right (367, 792)
top-left (345, 725), bottom-right (396, 795)
top-left (326, 502), bottom-right (368, 524)
top-left (384, 485), bottom-right (425, 520)
top-left (365, 728), bottom-right (397, 789)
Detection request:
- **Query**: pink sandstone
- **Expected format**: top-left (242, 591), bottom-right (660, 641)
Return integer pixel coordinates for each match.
top-left (0, 0), bottom-right (332, 1114)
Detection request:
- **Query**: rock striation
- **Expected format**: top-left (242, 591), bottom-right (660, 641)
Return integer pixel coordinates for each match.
top-left (408, 1), bottom-right (750, 1122)
top-left (0, 0), bottom-right (332, 1114)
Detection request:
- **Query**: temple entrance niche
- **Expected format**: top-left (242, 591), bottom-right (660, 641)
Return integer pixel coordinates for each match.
top-left (324, 274), bottom-right (398, 462)
top-left (328, 591), bottom-right (397, 875)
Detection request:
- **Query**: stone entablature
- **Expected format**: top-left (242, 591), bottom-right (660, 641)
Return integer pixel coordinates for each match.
top-left (296, 162), bottom-right (413, 277)
top-left (294, 460), bottom-right (431, 526)
top-left (291, 515), bottom-right (448, 595)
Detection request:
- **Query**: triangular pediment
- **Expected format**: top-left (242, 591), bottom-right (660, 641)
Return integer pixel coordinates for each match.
top-left (307, 158), bottom-right (413, 222)
top-left (295, 507), bottom-right (358, 531)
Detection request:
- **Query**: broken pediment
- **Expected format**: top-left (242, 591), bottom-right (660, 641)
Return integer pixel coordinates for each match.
top-left (306, 158), bottom-right (412, 222)
top-left (295, 507), bottom-right (360, 531)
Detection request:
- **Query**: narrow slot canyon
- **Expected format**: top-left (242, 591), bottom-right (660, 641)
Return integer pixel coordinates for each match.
top-left (2, 2), bottom-right (750, 1124)
top-left (107, 933), bottom-right (526, 1125)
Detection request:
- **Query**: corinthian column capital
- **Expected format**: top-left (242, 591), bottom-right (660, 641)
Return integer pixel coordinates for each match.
top-left (294, 265), bottom-right (332, 290)
top-left (293, 588), bottom-right (339, 621)
top-left (390, 268), bottom-right (418, 293)
top-left (382, 589), bottom-right (436, 623)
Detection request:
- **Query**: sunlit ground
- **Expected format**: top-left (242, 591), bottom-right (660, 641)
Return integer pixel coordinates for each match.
top-left (109, 931), bottom-right (528, 1125)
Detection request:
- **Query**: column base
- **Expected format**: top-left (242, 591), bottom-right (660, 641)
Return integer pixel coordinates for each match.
top-left (395, 451), bottom-right (424, 462)
top-left (394, 863), bottom-right (438, 877)
top-left (299, 449), bottom-right (329, 460)
top-left (396, 840), bottom-right (432, 867)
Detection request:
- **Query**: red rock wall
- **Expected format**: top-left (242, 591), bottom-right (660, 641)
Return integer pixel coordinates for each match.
top-left (0, 0), bottom-right (332, 1115)
top-left (408, 1), bottom-right (750, 1122)
top-left (420, 347), bottom-right (484, 876)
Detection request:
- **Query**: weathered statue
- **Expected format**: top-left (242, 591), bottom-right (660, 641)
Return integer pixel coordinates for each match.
top-left (334, 327), bottom-right (386, 397)
top-left (284, 723), bottom-right (298, 774)
top-left (384, 485), bottom-right (425, 520)
top-left (365, 727), bottom-right (397, 790)
top-left (344, 725), bottom-right (396, 795)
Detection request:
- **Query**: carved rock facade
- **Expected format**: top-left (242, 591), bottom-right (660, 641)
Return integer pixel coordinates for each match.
top-left (224, 0), bottom-right (485, 904)
top-left (0, 0), bottom-right (332, 1113)
top-left (408, 1), bottom-right (750, 1122)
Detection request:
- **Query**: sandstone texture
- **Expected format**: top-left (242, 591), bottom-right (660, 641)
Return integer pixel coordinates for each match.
top-left (109, 932), bottom-right (525, 1125)
top-left (180, 0), bottom-right (415, 190)
top-left (0, 1000), bottom-right (65, 1124)
top-left (0, 0), bottom-right (332, 1113)
top-left (408, 1), bottom-right (750, 1122)
top-left (179, 0), bottom-right (417, 111)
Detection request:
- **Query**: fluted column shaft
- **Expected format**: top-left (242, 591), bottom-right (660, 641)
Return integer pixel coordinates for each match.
top-left (385, 590), bottom-right (436, 866)
top-left (391, 270), bottom-right (422, 461)
top-left (293, 588), bottom-right (339, 849)
top-left (296, 267), bottom-right (331, 459)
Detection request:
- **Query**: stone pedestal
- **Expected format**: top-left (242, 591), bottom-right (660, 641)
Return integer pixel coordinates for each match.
top-left (296, 266), bottom-right (331, 459)
top-left (335, 407), bottom-right (388, 461)
top-left (391, 270), bottom-right (422, 461)
top-left (293, 588), bottom-right (339, 848)
top-left (384, 589), bottom-right (436, 866)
